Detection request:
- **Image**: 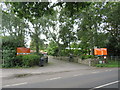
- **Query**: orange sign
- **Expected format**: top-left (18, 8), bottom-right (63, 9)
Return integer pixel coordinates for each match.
top-left (94, 48), bottom-right (107, 55)
top-left (17, 47), bottom-right (30, 55)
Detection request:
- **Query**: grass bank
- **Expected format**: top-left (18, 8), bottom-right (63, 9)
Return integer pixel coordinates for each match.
top-left (96, 60), bottom-right (120, 67)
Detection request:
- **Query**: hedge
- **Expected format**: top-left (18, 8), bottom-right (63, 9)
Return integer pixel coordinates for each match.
top-left (2, 48), bottom-right (16, 68)
top-left (80, 55), bottom-right (94, 60)
top-left (22, 55), bottom-right (40, 67)
top-left (15, 54), bottom-right (40, 67)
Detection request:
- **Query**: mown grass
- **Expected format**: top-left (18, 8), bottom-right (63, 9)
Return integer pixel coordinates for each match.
top-left (96, 60), bottom-right (120, 67)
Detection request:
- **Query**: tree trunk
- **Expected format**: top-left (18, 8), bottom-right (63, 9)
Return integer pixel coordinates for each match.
top-left (34, 26), bottom-right (40, 55)
top-left (36, 40), bottom-right (39, 54)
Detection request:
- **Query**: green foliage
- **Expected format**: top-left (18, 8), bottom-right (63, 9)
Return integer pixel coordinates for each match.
top-left (2, 36), bottom-right (17, 48)
top-left (2, 36), bottom-right (26, 68)
top-left (2, 36), bottom-right (17, 68)
top-left (2, 12), bottom-right (27, 47)
top-left (47, 41), bottom-right (58, 56)
top-left (5, 2), bottom-right (55, 54)
top-left (59, 49), bottom-right (70, 56)
top-left (22, 55), bottom-right (40, 67)
top-left (30, 37), bottom-right (45, 51)
top-left (2, 36), bottom-right (41, 68)
top-left (3, 2), bottom-right (120, 58)
top-left (8, 2), bottom-right (53, 21)
top-left (107, 36), bottom-right (120, 56)
top-left (14, 55), bottom-right (23, 67)
top-left (14, 55), bottom-right (40, 67)
top-left (2, 49), bottom-right (16, 68)
top-left (80, 55), bottom-right (94, 60)
top-left (96, 60), bottom-right (120, 67)
top-left (73, 49), bottom-right (81, 56)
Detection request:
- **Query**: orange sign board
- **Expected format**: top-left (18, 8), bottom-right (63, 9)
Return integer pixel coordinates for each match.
top-left (94, 48), bottom-right (107, 55)
top-left (17, 47), bottom-right (30, 55)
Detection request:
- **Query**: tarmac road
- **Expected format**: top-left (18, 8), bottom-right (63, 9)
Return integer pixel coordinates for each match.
top-left (1, 56), bottom-right (119, 89)
top-left (2, 68), bottom-right (119, 89)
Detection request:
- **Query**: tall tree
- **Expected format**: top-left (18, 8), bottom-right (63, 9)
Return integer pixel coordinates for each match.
top-left (102, 2), bottom-right (120, 55)
top-left (7, 2), bottom-right (55, 54)
top-left (2, 11), bottom-right (28, 47)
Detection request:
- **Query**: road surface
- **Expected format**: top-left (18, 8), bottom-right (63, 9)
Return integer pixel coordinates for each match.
top-left (1, 57), bottom-right (119, 89)
top-left (2, 68), bottom-right (119, 89)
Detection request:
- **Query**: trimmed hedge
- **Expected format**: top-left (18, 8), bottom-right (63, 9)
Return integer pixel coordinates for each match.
top-left (22, 55), bottom-right (40, 67)
top-left (14, 55), bottom-right (23, 67)
top-left (2, 48), bottom-right (16, 68)
top-left (14, 54), bottom-right (40, 67)
top-left (2, 36), bottom-right (23, 68)
top-left (80, 55), bottom-right (94, 60)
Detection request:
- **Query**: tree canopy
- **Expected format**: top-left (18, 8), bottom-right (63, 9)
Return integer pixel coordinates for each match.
top-left (2, 2), bottom-right (120, 56)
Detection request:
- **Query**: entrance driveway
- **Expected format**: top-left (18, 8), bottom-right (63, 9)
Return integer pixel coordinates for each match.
top-left (1, 56), bottom-right (95, 78)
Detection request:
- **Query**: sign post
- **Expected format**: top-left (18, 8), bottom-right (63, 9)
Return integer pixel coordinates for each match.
top-left (94, 48), bottom-right (107, 56)
top-left (17, 47), bottom-right (30, 55)
top-left (94, 48), bottom-right (107, 64)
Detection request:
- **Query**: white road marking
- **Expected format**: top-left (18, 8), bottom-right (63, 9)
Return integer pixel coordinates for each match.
top-left (92, 71), bottom-right (99, 73)
top-left (46, 77), bottom-right (62, 80)
top-left (3, 82), bottom-right (27, 87)
top-left (73, 74), bottom-right (83, 76)
top-left (93, 81), bottom-right (119, 89)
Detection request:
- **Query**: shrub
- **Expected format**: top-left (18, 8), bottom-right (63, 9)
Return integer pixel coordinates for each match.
top-left (22, 55), bottom-right (40, 67)
top-left (14, 55), bottom-right (23, 67)
top-left (2, 36), bottom-right (24, 68)
top-left (3, 54), bottom-right (41, 68)
top-left (80, 55), bottom-right (94, 60)
top-left (2, 48), bottom-right (16, 68)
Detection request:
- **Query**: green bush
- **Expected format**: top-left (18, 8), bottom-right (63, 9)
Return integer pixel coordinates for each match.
top-left (2, 48), bottom-right (16, 68)
top-left (80, 55), bottom-right (94, 60)
top-left (22, 55), bottom-right (40, 67)
top-left (2, 36), bottom-right (24, 68)
top-left (14, 55), bottom-right (23, 67)
top-left (59, 50), bottom-right (69, 56)
top-left (3, 54), bottom-right (41, 68)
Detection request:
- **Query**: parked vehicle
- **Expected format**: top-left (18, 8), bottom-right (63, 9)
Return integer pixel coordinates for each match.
top-left (39, 52), bottom-right (48, 67)
top-left (43, 53), bottom-right (48, 63)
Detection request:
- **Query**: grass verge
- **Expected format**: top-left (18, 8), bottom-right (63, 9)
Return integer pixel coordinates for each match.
top-left (96, 60), bottom-right (120, 67)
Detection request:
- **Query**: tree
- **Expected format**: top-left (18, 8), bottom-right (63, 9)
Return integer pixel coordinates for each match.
top-left (6, 2), bottom-right (54, 54)
top-left (76, 2), bottom-right (120, 56)
top-left (2, 11), bottom-right (28, 47)
top-left (47, 40), bottom-right (58, 56)
top-left (102, 2), bottom-right (120, 55)
top-left (2, 36), bottom-right (19, 67)
top-left (57, 2), bottom-right (91, 54)
top-left (30, 36), bottom-right (45, 50)
top-left (4, 2), bottom-right (119, 56)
